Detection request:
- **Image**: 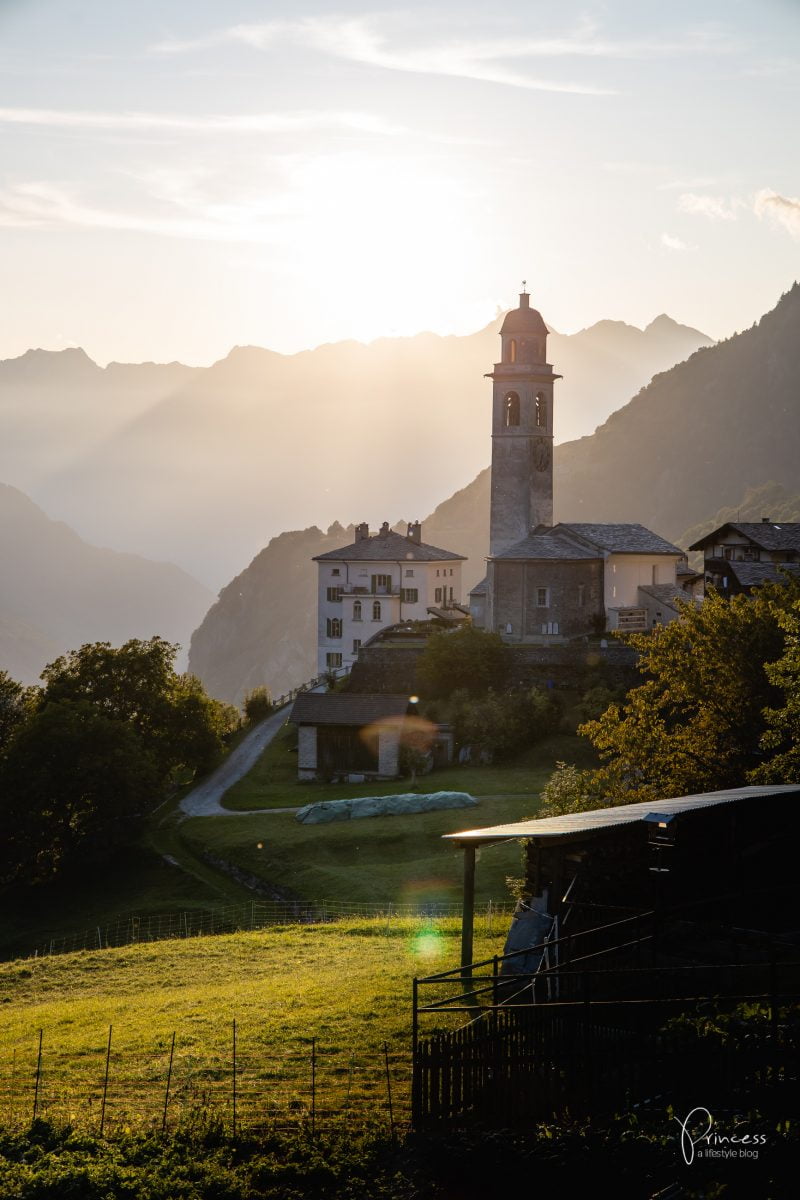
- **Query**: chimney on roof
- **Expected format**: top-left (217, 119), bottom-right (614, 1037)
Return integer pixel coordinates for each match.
top-left (407, 521), bottom-right (421, 544)
top-left (379, 521), bottom-right (390, 537)
top-left (762, 516), bottom-right (770, 523)
top-left (355, 522), bottom-right (370, 541)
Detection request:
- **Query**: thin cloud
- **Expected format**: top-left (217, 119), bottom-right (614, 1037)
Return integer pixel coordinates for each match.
top-left (661, 233), bottom-right (688, 251)
top-left (0, 180), bottom-right (287, 243)
top-left (0, 106), bottom-right (404, 136)
top-left (153, 17), bottom-right (634, 95)
top-left (677, 192), bottom-right (742, 221)
top-left (754, 189), bottom-right (800, 239)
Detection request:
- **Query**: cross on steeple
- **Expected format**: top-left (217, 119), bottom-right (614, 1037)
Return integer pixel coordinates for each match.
top-left (522, 279), bottom-right (527, 291)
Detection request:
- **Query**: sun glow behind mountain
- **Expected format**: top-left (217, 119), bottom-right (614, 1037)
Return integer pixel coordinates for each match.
top-left (282, 150), bottom-right (489, 344)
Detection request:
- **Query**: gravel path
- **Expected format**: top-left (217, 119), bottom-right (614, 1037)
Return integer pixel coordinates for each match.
top-left (179, 704), bottom-right (301, 819)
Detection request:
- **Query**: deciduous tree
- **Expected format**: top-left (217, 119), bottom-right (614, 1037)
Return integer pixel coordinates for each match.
top-left (580, 582), bottom-right (798, 805)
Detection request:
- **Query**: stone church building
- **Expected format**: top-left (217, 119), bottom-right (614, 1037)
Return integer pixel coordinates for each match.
top-left (471, 289), bottom-right (686, 640)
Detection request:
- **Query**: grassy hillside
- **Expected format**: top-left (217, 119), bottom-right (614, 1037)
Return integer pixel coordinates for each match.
top-left (175, 731), bottom-right (598, 905)
top-left (221, 725), bottom-right (592, 811)
top-left (0, 918), bottom-right (505, 1131)
top-left (0, 730), bottom-right (592, 959)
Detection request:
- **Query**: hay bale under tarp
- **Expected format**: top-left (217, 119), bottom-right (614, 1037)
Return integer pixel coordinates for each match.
top-left (295, 791), bottom-right (478, 825)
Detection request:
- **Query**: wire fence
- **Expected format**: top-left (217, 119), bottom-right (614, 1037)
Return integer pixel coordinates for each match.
top-left (15, 900), bottom-right (514, 962)
top-left (1, 1024), bottom-right (410, 1136)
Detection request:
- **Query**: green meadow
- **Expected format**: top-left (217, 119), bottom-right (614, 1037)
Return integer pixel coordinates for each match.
top-left (0, 918), bottom-right (505, 1130)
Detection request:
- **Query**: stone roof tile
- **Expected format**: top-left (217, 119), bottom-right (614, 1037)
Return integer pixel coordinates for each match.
top-left (314, 530), bottom-right (465, 563)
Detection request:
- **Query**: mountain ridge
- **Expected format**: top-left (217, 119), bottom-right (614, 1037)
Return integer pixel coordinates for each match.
top-left (0, 483), bottom-right (213, 685)
top-left (5, 311), bottom-right (710, 586)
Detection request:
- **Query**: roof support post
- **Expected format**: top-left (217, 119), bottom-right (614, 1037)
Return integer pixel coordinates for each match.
top-left (460, 843), bottom-right (476, 970)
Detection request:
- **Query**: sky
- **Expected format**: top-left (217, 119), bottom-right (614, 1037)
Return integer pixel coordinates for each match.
top-left (0, 0), bottom-right (798, 365)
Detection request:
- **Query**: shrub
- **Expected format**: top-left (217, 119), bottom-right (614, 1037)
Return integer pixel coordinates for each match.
top-left (243, 686), bottom-right (273, 723)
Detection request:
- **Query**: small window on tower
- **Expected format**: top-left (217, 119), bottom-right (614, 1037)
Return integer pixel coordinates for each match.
top-left (509, 339), bottom-right (517, 363)
top-left (535, 393), bottom-right (547, 428)
top-left (504, 392), bottom-right (520, 427)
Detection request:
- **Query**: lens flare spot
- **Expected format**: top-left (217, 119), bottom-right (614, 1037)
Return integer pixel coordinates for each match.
top-left (411, 928), bottom-right (445, 960)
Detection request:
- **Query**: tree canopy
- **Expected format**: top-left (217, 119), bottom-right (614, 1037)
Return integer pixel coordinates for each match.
top-left (416, 626), bottom-right (509, 699)
top-left (558, 579), bottom-right (800, 811)
top-left (0, 638), bottom-right (239, 885)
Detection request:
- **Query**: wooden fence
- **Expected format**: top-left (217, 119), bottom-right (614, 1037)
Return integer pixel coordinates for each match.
top-left (412, 910), bottom-right (800, 1127)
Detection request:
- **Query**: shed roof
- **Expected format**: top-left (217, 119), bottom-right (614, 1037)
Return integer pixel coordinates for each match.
top-left (290, 692), bottom-right (410, 727)
top-left (314, 529), bottom-right (465, 563)
top-left (443, 784), bottom-right (800, 847)
top-left (638, 583), bottom-right (689, 610)
top-left (726, 561), bottom-right (800, 588)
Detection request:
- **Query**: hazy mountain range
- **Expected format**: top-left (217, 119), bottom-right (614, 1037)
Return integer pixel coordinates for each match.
top-left (0, 484), bottom-right (212, 684)
top-left (189, 284), bottom-right (800, 703)
top-left (1, 313), bottom-right (711, 589)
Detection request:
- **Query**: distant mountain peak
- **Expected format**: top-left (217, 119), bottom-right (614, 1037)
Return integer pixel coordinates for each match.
top-left (2, 345), bottom-right (100, 375)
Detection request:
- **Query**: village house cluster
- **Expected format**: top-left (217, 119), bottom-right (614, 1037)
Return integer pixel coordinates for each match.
top-left (293, 287), bottom-right (799, 781)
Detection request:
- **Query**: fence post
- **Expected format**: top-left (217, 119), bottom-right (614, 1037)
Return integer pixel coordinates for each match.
top-left (232, 1019), bottom-right (237, 1138)
top-left (32, 1030), bottom-right (42, 1124)
top-left (345, 1053), bottom-right (355, 1117)
top-left (310, 1038), bottom-right (316, 1137)
top-left (99, 1025), bottom-right (112, 1136)
top-left (9, 1048), bottom-right (17, 1128)
top-left (383, 1042), bottom-right (395, 1143)
top-left (769, 956), bottom-right (779, 1048)
top-left (162, 1032), bottom-right (176, 1134)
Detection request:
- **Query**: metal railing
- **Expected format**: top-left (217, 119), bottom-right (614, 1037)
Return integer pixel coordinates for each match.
top-left (271, 663), bottom-right (351, 711)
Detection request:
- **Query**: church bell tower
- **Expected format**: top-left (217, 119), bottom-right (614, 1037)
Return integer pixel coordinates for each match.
top-left (488, 287), bottom-right (561, 557)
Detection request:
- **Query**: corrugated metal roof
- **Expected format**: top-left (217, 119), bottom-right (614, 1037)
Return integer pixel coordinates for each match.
top-left (443, 784), bottom-right (800, 845)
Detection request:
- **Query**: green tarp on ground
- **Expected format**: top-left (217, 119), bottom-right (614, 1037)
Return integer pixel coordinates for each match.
top-left (295, 791), bottom-right (478, 824)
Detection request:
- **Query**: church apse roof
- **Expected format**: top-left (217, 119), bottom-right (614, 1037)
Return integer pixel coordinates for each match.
top-left (492, 529), bottom-right (598, 561)
top-left (492, 523), bottom-right (683, 562)
top-left (557, 523), bottom-right (683, 556)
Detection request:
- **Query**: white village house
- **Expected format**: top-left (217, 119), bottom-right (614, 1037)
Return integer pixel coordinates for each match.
top-left (313, 521), bottom-right (466, 675)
